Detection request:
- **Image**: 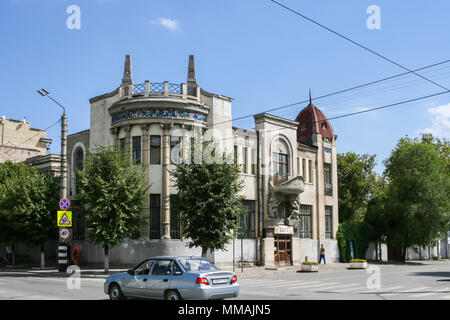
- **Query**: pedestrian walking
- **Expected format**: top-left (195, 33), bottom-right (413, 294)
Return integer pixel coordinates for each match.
top-left (319, 244), bottom-right (326, 264)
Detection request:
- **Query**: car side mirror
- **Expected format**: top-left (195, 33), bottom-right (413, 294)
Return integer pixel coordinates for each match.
top-left (127, 269), bottom-right (134, 275)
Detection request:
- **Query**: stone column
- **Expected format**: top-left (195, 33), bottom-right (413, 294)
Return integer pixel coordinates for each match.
top-left (141, 124), bottom-right (150, 238)
top-left (161, 123), bottom-right (172, 239)
top-left (111, 127), bottom-right (119, 145)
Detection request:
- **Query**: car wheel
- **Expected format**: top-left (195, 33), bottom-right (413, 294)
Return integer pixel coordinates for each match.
top-left (165, 290), bottom-right (181, 300)
top-left (109, 283), bottom-right (125, 300)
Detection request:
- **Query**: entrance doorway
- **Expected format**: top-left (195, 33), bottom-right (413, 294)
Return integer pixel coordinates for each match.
top-left (274, 235), bottom-right (292, 265)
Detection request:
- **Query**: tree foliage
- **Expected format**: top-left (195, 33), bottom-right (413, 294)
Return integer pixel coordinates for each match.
top-left (336, 221), bottom-right (373, 262)
top-left (171, 143), bottom-right (245, 257)
top-left (383, 136), bottom-right (450, 261)
top-left (0, 161), bottom-right (58, 263)
top-left (337, 152), bottom-right (377, 222)
top-left (77, 145), bottom-right (147, 257)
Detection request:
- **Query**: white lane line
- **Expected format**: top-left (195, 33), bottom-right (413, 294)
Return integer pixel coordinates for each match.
top-left (286, 282), bottom-right (340, 290)
top-left (333, 286), bottom-right (368, 293)
top-left (361, 286), bottom-right (405, 295)
top-left (372, 286), bottom-right (430, 296)
top-left (408, 287), bottom-right (450, 298)
top-left (314, 283), bottom-right (362, 292)
top-left (440, 295), bottom-right (450, 300)
top-left (240, 280), bottom-right (292, 287)
top-left (267, 281), bottom-right (322, 288)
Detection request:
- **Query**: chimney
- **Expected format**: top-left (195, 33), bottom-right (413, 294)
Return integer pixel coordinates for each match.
top-left (121, 54), bottom-right (133, 86)
top-left (187, 55), bottom-right (198, 96)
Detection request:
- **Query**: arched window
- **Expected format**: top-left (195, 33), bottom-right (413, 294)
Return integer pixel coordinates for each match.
top-left (75, 147), bottom-right (84, 171)
top-left (74, 147), bottom-right (84, 195)
top-left (271, 137), bottom-right (291, 185)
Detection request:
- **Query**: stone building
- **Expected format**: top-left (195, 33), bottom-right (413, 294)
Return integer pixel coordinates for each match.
top-left (67, 55), bottom-right (340, 267)
top-left (0, 117), bottom-right (51, 163)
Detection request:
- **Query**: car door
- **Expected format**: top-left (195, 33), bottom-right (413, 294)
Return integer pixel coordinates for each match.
top-left (121, 259), bottom-right (154, 298)
top-left (146, 259), bottom-right (172, 299)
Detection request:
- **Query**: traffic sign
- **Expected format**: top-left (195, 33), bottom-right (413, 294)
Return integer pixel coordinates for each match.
top-left (59, 227), bottom-right (71, 241)
top-left (57, 211), bottom-right (72, 227)
top-left (59, 198), bottom-right (71, 211)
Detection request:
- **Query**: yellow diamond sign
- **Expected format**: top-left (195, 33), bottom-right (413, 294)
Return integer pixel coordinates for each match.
top-left (57, 211), bottom-right (72, 227)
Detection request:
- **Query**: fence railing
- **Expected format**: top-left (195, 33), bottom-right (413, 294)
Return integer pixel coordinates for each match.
top-left (121, 81), bottom-right (198, 101)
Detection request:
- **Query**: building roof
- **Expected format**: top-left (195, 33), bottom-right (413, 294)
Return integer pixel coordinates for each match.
top-left (295, 102), bottom-right (334, 146)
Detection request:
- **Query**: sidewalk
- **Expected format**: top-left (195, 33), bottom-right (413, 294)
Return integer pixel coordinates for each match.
top-left (1, 259), bottom-right (447, 279)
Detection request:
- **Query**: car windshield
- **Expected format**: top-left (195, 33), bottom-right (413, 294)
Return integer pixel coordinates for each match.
top-left (178, 258), bottom-right (219, 272)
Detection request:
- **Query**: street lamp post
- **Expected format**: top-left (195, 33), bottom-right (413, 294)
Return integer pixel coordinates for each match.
top-left (37, 89), bottom-right (69, 272)
top-left (37, 89), bottom-right (67, 199)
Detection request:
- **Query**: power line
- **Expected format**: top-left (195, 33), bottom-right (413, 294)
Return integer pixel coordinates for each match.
top-left (208, 59), bottom-right (450, 129)
top-left (269, 0), bottom-right (450, 92)
top-left (96, 90), bottom-right (449, 155)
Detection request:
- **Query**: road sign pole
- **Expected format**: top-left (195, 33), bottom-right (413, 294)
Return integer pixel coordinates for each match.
top-left (58, 198), bottom-right (72, 272)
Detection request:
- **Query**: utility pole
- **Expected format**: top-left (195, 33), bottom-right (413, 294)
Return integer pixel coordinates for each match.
top-left (37, 89), bottom-right (69, 271)
top-left (37, 89), bottom-right (67, 198)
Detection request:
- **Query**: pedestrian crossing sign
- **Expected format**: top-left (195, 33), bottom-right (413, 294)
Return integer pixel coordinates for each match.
top-left (57, 211), bottom-right (72, 227)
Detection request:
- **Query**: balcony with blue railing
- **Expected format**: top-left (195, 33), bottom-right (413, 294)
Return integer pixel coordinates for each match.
top-left (120, 81), bottom-right (200, 102)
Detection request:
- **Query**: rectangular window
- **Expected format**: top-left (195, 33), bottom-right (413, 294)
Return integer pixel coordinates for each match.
top-left (324, 163), bottom-right (333, 196)
top-left (251, 148), bottom-right (256, 175)
top-left (119, 138), bottom-right (126, 152)
top-left (234, 145), bottom-right (238, 166)
top-left (150, 194), bottom-right (161, 239)
top-left (324, 163), bottom-right (331, 185)
top-left (272, 152), bottom-right (288, 184)
top-left (299, 205), bottom-right (312, 239)
top-left (170, 136), bottom-right (181, 165)
top-left (302, 158), bottom-right (306, 181)
top-left (132, 136), bottom-right (141, 164)
top-left (170, 194), bottom-right (181, 239)
top-left (238, 200), bottom-right (255, 239)
top-left (243, 147), bottom-right (248, 174)
top-left (150, 135), bottom-right (161, 165)
top-left (297, 157), bottom-right (300, 176)
top-left (190, 137), bottom-right (195, 164)
top-left (308, 159), bottom-right (313, 183)
top-left (325, 206), bottom-right (332, 239)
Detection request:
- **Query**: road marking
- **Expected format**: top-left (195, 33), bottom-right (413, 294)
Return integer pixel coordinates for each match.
top-left (333, 286), bottom-right (368, 293)
top-left (266, 281), bottom-right (322, 288)
top-left (360, 285), bottom-right (405, 294)
top-left (241, 280), bottom-right (291, 287)
top-left (315, 283), bottom-right (362, 292)
top-left (286, 282), bottom-right (340, 290)
top-left (440, 295), bottom-right (450, 300)
top-left (408, 287), bottom-right (450, 298)
top-left (374, 286), bottom-right (430, 296)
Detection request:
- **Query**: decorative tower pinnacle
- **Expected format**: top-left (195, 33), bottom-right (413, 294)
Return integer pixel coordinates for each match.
top-left (187, 54), bottom-right (198, 96)
top-left (121, 54), bottom-right (133, 86)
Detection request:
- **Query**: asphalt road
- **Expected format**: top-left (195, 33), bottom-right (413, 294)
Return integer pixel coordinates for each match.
top-left (0, 262), bottom-right (449, 300)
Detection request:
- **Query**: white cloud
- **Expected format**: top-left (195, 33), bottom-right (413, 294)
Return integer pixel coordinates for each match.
top-left (422, 103), bottom-right (450, 138)
top-left (150, 18), bottom-right (180, 31)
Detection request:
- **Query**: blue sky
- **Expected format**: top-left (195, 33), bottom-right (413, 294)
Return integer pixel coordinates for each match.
top-left (1, 0), bottom-right (449, 173)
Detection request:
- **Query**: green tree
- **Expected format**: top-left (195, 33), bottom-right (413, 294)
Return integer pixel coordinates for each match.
top-left (365, 175), bottom-right (389, 260)
top-left (383, 136), bottom-right (450, 262)
top-left (0, 161), bottom-right (58, 267)
top-left (77, 145), bottom-right (147, 272)
top-left (171, 143), bottom-right (245, 258)
top-left (337, 152), bottom-right (377, 222)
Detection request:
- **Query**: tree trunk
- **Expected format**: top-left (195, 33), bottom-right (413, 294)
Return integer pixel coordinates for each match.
top-left (11, 243), bottom-right (15, 266)
top-left (201, 247), bottom-right (208, 259)
top-left (401, 245), bottom-right (407, 263)
top-left (40, 242), bottom-right (45, 269)
top-left (104, 245), bottom-right (109, 273)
